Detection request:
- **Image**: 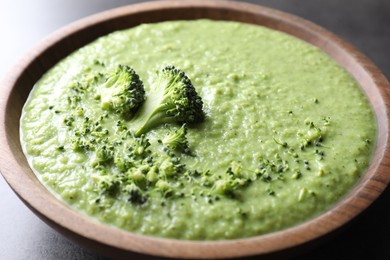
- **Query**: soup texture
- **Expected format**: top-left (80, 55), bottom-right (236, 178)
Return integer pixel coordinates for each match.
top-left (20, 20), bottom-right (376, 240)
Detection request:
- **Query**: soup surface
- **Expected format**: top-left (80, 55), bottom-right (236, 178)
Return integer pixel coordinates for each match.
top-left (20, 20), bottom-right (376, 240)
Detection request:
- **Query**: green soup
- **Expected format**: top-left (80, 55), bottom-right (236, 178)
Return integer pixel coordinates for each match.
top-left (20, 20), bottom-right (376, 240)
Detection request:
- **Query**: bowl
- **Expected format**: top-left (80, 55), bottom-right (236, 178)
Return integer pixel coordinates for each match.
top-left (1, 0), bottom-right (390, 259)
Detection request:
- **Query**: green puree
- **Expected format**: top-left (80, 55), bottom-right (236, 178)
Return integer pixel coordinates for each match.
top-left (20, 20), bottom-right (376, 240)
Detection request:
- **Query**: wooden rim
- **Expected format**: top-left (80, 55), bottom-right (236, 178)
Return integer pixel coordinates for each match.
top-left (1, 0), bottom-right (389, 258)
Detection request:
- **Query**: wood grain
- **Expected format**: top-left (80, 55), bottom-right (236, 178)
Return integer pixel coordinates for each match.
top-left (1, 0), bottom-right (389, 259)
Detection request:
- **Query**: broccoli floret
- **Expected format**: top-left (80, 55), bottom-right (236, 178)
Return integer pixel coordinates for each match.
top-left (113, 133), bottom-right (151, 172)
top-left (70, 135), bottom-right (91, 151)
top-left (162, 124), bottom-right (190, 153)
top-left (131, 65), bottom-right (204, 136)
top-left (159, 158), bottom-right (179, 177)
top-left (146, 166), bottom-right (159, 183)
top-left (91, 173), bottom-right (120, 196)
top-left (155, 180), bottom-right (173, 197)
top-left (300, 121), bottom-right (324, 149)
top-left (131, 134), bottom-right (151, 157)
top-left (126, 165), bottom-right (149, 189)
top-left (99, 65), bottom-right (145, 117)
top-left (214, 179), bottom-right (235, 195)
top-left (212, 162), bottom-right (252, 196)
top-left (213, 177), bottom-right (247, 196)
top-left (114, 148), bottom-right (134, 172)
top-left (91, 145), bottom-right (114, 167)
top-left (124, 183), bottom-right (147, 204)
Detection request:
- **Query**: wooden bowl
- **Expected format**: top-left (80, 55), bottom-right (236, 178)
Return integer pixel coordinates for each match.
top-left (1, 1), bottom-right (389, 259)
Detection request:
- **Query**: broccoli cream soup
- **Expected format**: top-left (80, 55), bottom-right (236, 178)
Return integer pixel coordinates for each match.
top-left (20, 20), bottom-right (376, 240)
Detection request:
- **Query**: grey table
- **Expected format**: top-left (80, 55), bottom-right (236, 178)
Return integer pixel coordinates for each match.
top-left (1, 0), bottom-right (389, 259)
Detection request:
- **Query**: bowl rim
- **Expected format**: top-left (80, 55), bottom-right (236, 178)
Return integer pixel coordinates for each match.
top-left (1, 0), bottom-right (390, 259)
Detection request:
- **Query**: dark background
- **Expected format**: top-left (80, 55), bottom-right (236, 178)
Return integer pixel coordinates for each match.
top-left (1, 0), bottom-right (389, 259)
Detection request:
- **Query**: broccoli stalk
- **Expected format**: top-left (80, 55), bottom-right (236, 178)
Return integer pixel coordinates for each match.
top-left (99, 65), bottom-right (145, 117)
top-left (130, 65), bottom-right (204, 136)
